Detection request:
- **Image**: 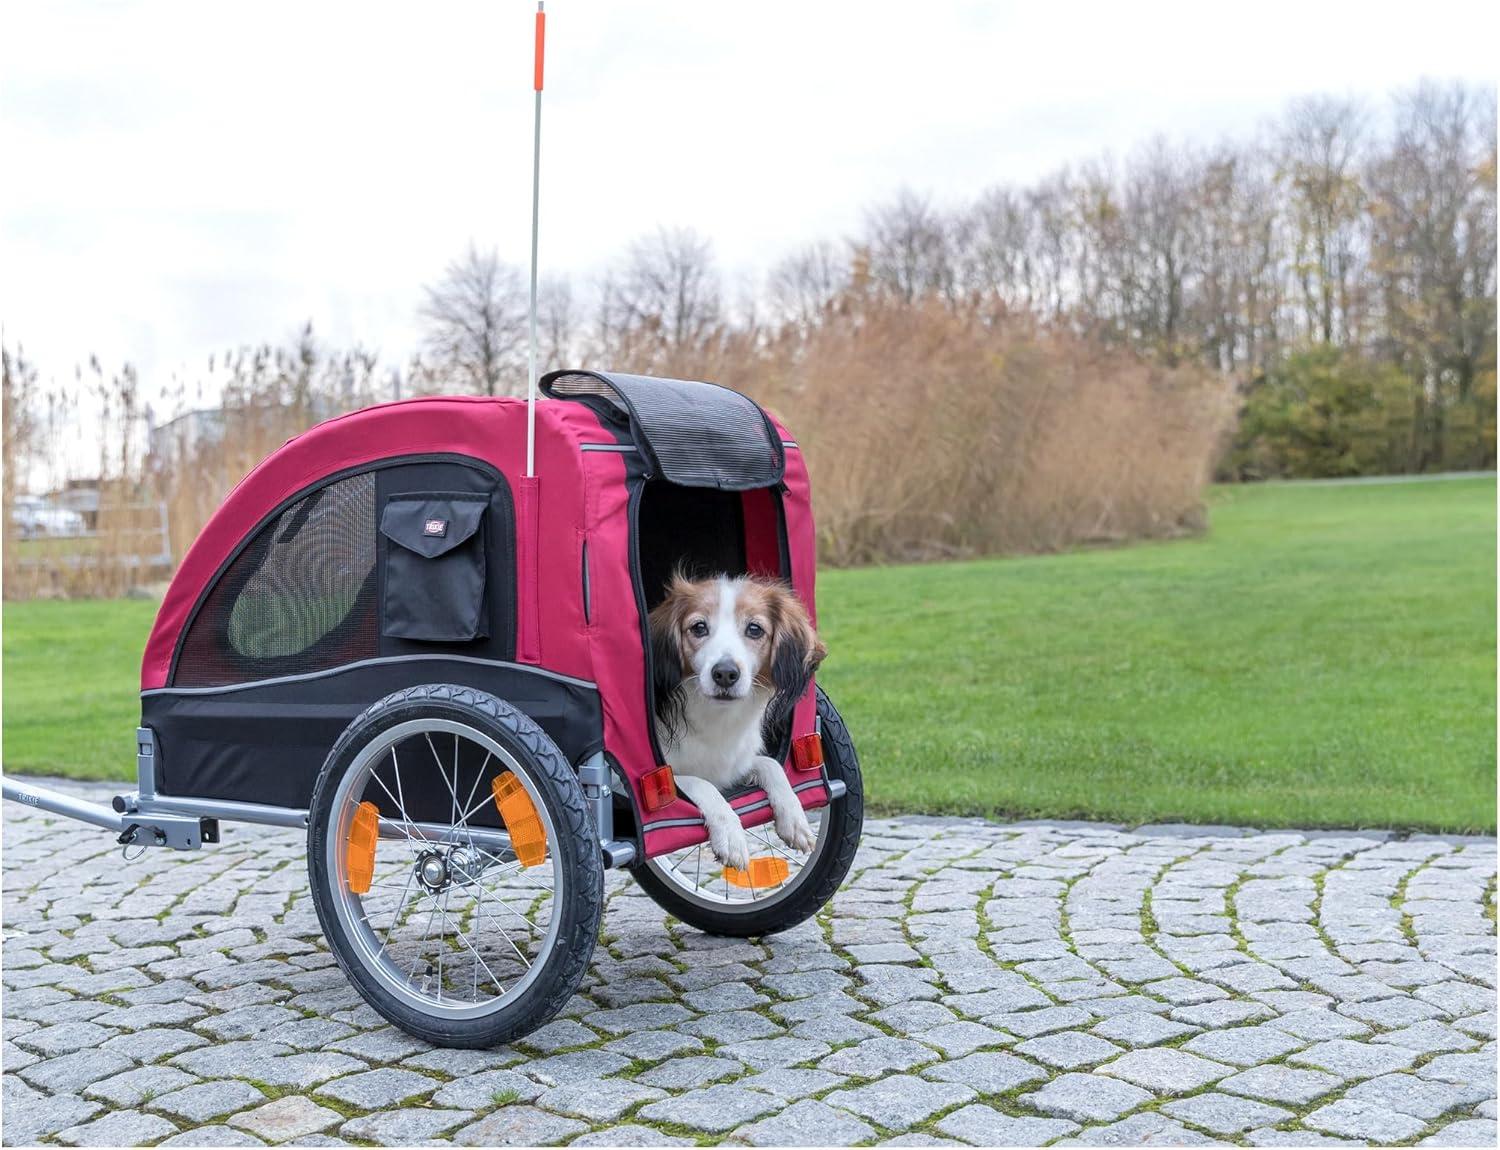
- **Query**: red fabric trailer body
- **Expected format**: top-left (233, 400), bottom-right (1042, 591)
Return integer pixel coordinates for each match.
top-left (139, 372), bottom-right (827, 861)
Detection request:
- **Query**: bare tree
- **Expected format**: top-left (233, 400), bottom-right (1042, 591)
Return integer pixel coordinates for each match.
top-left (1277, 96), bottom-right (1368, 346)
top-left (1366, 81), bottom-right (1497, 465)
top-left (419, 245), bottom-right (528, 396)
top-left (601, 228), bottom-right (723, 368)
top-left (1122, 139), bottom-right (1199, 359)
top-left (959, 186), bottom-right (1036, 316)
top-left (768, 240), bottom-right (850, 328)
top-left (863, 189), bottom-right (957, 305)
top-left (537, 275), bottom-right (578, 374)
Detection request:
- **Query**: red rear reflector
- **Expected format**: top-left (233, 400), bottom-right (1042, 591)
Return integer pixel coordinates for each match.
top-left (792, 733), bottom-right (825, 772)
top-left (346, 801), bottom-right (379, 894)
top-left (643, 765), bottom-right (677, 811)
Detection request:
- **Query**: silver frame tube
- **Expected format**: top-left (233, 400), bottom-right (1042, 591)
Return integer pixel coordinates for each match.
top-left (8, 723), bottom-right (636, 867)
top-left (2, 776), bottom-right (129, 833)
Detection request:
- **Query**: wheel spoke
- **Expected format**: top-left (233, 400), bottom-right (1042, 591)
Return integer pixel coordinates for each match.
top-left (329, 717), bottom-right (567, 1020)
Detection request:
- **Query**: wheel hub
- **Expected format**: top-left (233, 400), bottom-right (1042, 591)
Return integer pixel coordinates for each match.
top-left (416, 850), bottom-right (449, 892)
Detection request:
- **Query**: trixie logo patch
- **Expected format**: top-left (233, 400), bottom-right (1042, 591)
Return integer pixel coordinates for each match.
top-left (423, 518), bottom-right (448, 537)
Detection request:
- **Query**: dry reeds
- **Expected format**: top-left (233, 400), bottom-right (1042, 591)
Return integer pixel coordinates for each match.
top-left (746, 304), bottom-right (1232, 566)
top-left (3, 307), bottom-right (1230, 597)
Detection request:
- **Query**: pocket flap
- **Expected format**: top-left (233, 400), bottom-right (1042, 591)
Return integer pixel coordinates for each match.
top-left (380, 497), bottom-right (486, 559)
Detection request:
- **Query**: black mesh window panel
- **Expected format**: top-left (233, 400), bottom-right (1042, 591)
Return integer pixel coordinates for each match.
top-left (173, 472), bottom-right (378, 686)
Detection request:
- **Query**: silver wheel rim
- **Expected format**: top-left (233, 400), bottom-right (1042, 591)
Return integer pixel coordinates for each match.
top-left (643, 800), bottom-right (832, 914)
top-left (325, 718), bottom-right (563, 1020)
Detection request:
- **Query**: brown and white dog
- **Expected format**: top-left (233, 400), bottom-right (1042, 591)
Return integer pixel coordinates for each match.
top-left (649, 573), bottom-right (827, 869)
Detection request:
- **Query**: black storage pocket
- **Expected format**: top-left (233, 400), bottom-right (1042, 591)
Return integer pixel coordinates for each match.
top-left (380, 496), bottom-right (489, 641)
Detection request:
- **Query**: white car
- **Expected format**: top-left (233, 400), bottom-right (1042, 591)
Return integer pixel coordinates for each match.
top-left (11, 496), bottom-right (86, 539)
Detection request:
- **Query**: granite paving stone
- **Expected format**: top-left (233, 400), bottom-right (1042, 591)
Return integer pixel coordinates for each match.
top-left (1021, 1071), bottom-right (1155, 1122)
top-left (1218, 1064), bottom-right (1345, 1105)
top-left (570, 1125), bottom-right (694, 1146)
top-left (1182, 1025), bottom-right (1306, 1066)
top-left (1304, 1097), bottom-right (1429, 1141)
top-left (1288, 1037), bottom-right (1421, 1079)
top-left (922, 1050), bottom-right (1049, 1093)
top-left (1419, 1119), bottom-right (1500, 1146)
top-left (82, 1063), bottom-right (199, 1107)
top-left (54, 1110), bottom-right (180, 1147)
top-left (157, 1127), bottom-right (269, 1147)
top-left (935, 1104), bottom-right (1080, 1146)
top-left (147, 1080), bottom-right (269, 1123)
top-left (731, 1098), bottom-right (879, 1146)
top-left (1014, 1030), bottom-right (1124, 1069)
top-left (1092, 1012), bottom-right (1200, 1047)
top-left (1161, 1093), bottom-right (1294, 1135)
top-left (225, 1096), bottom-right (346, 1143)
top-left (822, 1075), bottom-right (975, 1130)
top-left (633, 1055), bottom-right (743, 1090)
top-left (736, 1067), bottom-right (846, 1100)
top-left (537, 1077), bottom-right (668, 1121)
top-left (1098, 1047), bottom-right (1234, 1094)
top-left (5, 786), bottom-right (1494, 1150)
top-left (430, 1069), bottom-right (544, 1110)
top-left (635, 1083), bottom-right (783, 1132)
top-left (451, 1105), bottom-right (589, 1146)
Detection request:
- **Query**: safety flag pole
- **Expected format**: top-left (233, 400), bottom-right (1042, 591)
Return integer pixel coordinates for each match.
top-left (525, 0), bottom-right (545, 478)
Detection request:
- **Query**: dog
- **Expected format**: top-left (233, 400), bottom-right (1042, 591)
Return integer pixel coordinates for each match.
top-left (649, 573), bottom-right (827, 870)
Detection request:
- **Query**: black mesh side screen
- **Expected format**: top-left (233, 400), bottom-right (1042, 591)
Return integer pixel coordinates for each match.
top-left (174, 473), bottom-right (378, 686)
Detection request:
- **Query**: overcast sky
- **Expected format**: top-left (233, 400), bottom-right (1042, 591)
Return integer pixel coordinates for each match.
top-left (2, 0), bottom-right (1496, 416)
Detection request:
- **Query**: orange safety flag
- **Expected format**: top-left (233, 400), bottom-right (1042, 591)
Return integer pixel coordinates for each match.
top-left (534, 4), bottom-right (546, 91)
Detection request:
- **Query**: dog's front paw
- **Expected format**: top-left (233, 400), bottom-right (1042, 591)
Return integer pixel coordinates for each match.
top-left (775, 809), bottom-right (817, 854)
top-left (709, 824), bottom-right (751, 872)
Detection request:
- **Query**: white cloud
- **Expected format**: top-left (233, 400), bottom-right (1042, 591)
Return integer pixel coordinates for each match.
top-left (2, 0), bottom-right (1496, 416)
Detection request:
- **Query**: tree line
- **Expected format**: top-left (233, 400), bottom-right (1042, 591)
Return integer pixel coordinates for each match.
top-left (422, 79), bottom-right (1495, 477)
top-left (3, 79), bottom-right (1494, 592)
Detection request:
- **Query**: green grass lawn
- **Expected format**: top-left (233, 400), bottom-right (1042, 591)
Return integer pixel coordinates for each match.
top-left (3, 477), bottom-right (1494, 832)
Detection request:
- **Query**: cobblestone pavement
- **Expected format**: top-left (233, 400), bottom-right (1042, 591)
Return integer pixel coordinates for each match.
top-left (4, 782), bottom-right (1496, 1148)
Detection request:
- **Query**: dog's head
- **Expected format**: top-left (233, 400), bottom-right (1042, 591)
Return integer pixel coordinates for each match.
top-left (649, 573), bottom-right (827, 740)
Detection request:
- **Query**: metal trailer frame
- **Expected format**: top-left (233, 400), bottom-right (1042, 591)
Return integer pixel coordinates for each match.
top-left (1, 730), bottom-right (639, 869)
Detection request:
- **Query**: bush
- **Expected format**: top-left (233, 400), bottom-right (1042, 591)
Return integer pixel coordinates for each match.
top-left (1222, 347), bottom-right (1416, 480)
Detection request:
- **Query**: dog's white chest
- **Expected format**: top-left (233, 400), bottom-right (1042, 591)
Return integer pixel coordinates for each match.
top-left (659, 692), bottom-right (767, 790)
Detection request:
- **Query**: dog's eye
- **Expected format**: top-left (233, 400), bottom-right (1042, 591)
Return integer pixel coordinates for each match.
top-left (745, 622), bottom-right (765, 639)
top-left (688, 621), bottom-right (709, 638)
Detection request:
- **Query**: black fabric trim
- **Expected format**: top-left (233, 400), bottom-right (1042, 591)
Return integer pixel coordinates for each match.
top-left (626, 476), bottom-right (664, 768)
top-left (144, 655), bottom-right (595, 696)
top-left (146, 657), bottom-right (602, 809)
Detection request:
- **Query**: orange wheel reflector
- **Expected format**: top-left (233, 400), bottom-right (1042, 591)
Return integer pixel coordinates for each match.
top-left (642, 765), bottom-right (677, 812)
top-left (492, 772), bottom-right (547, 868)
top-left (346, 800), bottom-right (380, 894)
top-left (724, 856), bottom-right (791, 888)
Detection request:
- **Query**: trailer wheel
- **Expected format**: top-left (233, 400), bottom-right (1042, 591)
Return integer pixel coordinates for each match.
top-left (633, 687), bottom-right (864, 937)
top-left (307, 684), bottom-right (602, 1048)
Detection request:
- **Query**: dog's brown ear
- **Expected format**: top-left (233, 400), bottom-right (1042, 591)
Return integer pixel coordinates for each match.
top-left (765, 583), bottom-right (825, 737)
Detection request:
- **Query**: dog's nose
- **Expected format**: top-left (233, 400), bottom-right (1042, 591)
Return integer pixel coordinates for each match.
top-left (711, 659), bottom-right (741, 689)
